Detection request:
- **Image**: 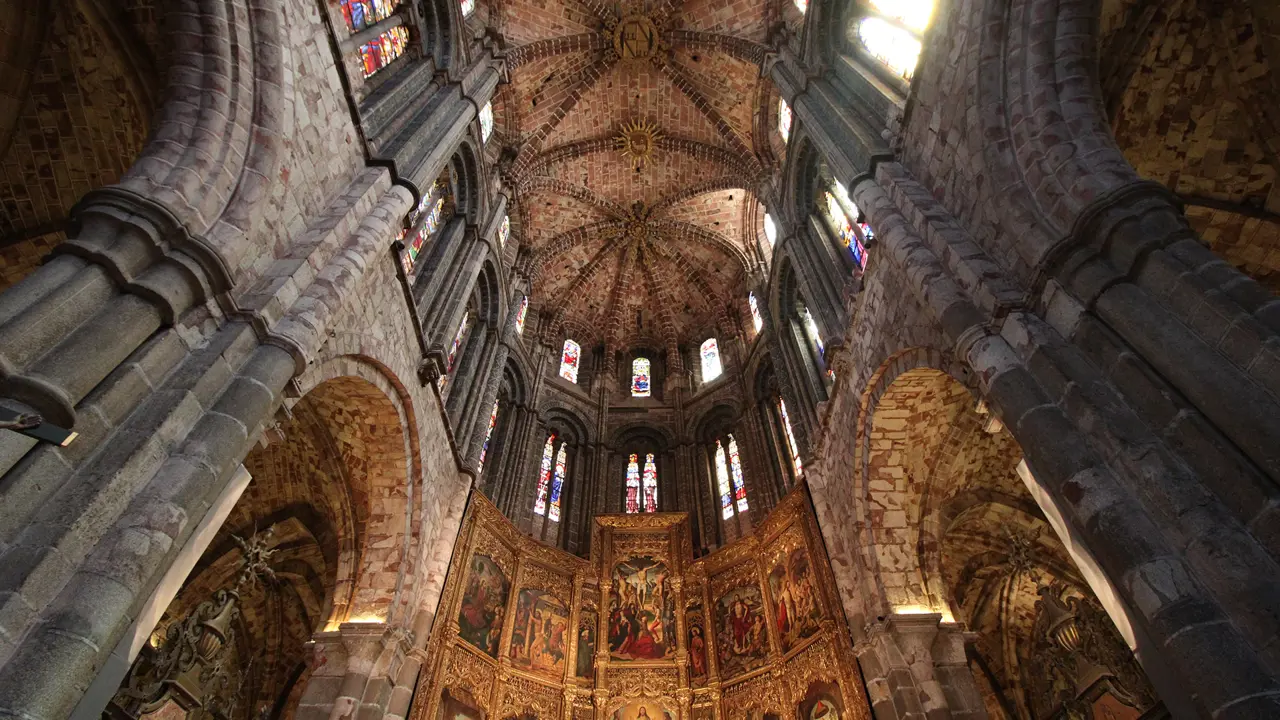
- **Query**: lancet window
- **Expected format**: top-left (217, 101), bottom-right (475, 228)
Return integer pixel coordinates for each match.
top-left (625, 453), bottom-right (659, 513)
top-left (778, 398), bottom-right (803, 478)
top-left (764, 213), bottom-right (778, 246)
top-left (460, 0), bottom-right (476, 16)
top-left (438, 310), bottom-right (471, 396)
top-left (479, 103), bottom-right (494, 143)
top-left (632, 357), bottom-right (651, 397)
top-left (534, 434), bottom-right (556, 516)
top-left (749, 293), bottom-right (763, 333)
top-left (548, 444), bottom-right (567, 522)
top-left (778, 99), bottom-right (793, 143)
top-left (559, 340), bottom-right (581, 383)
top-left (823, 183), bottom-right (868, 270)
top-left (514, 295), bottom-right (529, 335)
top-left (801, 306), bottom-right (824, 357)
top-left (477, 400), bottom-right (499, 474)
top-left (358, 25), bottom-right (409, 78)
top-left (497, 215), bottom-right (510, 247)
top-left (701, 338), bottom-right (722, 383)
top-left (400, 179), bottom-right (453, 275)
top-left (856, 0), bottom-right (935, 81)
top-left (715, 436), bottom-right (749, 520)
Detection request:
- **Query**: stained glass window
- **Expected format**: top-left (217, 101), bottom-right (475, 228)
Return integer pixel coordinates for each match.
top-left (401, 181), bottom-right (451, 275)
top-left (870, 0), bottom-right (934, 32)
top-left (559, 340), bottom-right (581, 383)
top-left (700, 338), bottom-right (722, 383)
top-left (534, 434), bottom-right (556, 515)
top-left (340, 0), bottom-right (397, 33)
top-left (778, 398), bottom-right (803, 478)
top-left (825, 190), bottom-right (866, 269)
top-left (439, 311), bottom-right (470, 395)
top-left (794, 0), bottom-right (808, 13)
top-left (358, 25), bottom-right (409, 78)
top-left (778, 99), bottom-right (793, 143)
top-left (749, 292), bottom-right (763, 333)
top-left (479, 102), bottom-right (494, 143)
top-left (497, 214), bottom-right (510, 246)
top-left (477, 400), bottom-right (499, 474)
top-left (802, 306), bottom-right (824, 356)
top-left (514, 295), bottom-right (529, 335)
top-left (715, 441), bottom-right (733, 519)
top-left (728, 434), bottom-right (748, 512)
top-left (858, 17), bottom-right (923, 81)
top-left (632, 357), bottom-right (651, 397)
top-left (625, 454), bottom-right (641, 513)
top-left (460, 0), bottom-right (476, 16)
top-left (548, 444), bottom-right (567, 522)
top-left (764, 213), bottom-right (778, 246)
top-left (642, 453), bottom-right (658, 512)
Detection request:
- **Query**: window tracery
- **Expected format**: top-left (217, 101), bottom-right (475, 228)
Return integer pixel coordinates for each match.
top-left (401, 181), bottom-right (452, 275)
top-left (358, 25), bottom-right (409, 78)
top-left (624, 452), bottom-right (659, 513)
top-left (559, 340), bottom-right (581, 383)
top-left (700, 338), bottom-right (722, 383)
top-left (632, 357), bottom-right (651, 397)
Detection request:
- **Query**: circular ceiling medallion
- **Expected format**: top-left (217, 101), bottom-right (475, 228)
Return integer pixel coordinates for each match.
top-left (613, 14), bottom-right (660, 61)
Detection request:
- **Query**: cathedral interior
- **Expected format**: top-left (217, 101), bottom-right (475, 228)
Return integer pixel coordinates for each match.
top-left (0, 0), bottom-right (1278, 718)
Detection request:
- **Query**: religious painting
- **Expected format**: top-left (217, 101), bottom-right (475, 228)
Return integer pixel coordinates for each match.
top-left (509, 588), bottom-right (570, 676)
top-left (715, 584), bottom-right (769, 678)
top-left (769, 547), bottom-right (822, 652)
top-left (608, 556), bottom-right (676, 661)
top-left (439, 689), bottom-right (484, 720)
top-left (798, 681), bottom-right (843, 720)
top-left (612, 700), bottom-right (673, 720)
top-left (457, 554), bottom-right (508, 656)
top-left (576, 608), bottom-right (598, 677)
top-left (687, 607), bottom-right (709, 684)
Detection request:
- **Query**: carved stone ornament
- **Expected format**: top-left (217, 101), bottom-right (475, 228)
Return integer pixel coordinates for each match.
top-left (617, 119), bottom-right (663, 171)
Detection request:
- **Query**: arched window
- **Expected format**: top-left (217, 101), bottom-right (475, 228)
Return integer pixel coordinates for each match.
top-left (701, 339), bottom-right (722, 383)
top-left (534, 434), bottom-right (556, 515)
top-left (439, 310), bottom-right (471, 395)
top-left (477, 400), bottom-right (499, 474)
top-left (715, 435), bottom-right (750, 521)
top-left (358, 25), bottom-right (409, 78)
top-left (625, 454), bottom-right (641, 513)
top-left (748, 293), bottom-right (763, 333)
top-left (728, 435), bottom-right (747, 513)
top-left (823, 186), bottom-right (867, 269)
top-left (514, 295), bottom-right (529, 335)
top-left (801, 307), bottom-right (824, 357)
top-left (460, 0), bottom-right (476, 16)
top-left (548, 444), bottom-right (567, 522)
top-left (400, 179), bottom-right (453, 275)
top-left (763, 213), bottom-right (778, 246)
top-left (559, 340), bottom-right (581, 383)
top-left (794, 0), bottom-right (808, 13)
top-left (632, 357), bottom-right (651, 397)
top-left (778, 398), bottom-right (803, 478)
top-left (778, 99), bottom-right (793, 143)
top-left (340, 0), bottom-right (397, 32)
top-left (642, 453), bottom-right (658, 512)
top-left (479, 102), bottom-right (494, 143)
top-left (498, 214), bottom-right (510, 246)
top-left (856, 0), bottom-right (934, 81)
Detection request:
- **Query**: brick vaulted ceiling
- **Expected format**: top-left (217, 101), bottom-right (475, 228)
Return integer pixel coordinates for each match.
top-left (486, 0), bottom-right (793, 351)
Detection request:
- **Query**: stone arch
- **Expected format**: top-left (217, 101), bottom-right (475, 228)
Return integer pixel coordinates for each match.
top-left (420, 0), bottom-right (460, 70)
top-left (287, 368), bottom-right (416, 625)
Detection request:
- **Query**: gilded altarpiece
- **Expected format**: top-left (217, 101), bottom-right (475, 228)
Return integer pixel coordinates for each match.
top-left (410, 487), bottom-right (869, 720)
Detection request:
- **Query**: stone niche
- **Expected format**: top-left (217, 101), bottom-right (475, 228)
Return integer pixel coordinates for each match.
top-left (410, 485), bottom-right (870, 720)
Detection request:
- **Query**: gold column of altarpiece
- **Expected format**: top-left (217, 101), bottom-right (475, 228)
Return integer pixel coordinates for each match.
top-left (409, 484), bottom-right (870, 720)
